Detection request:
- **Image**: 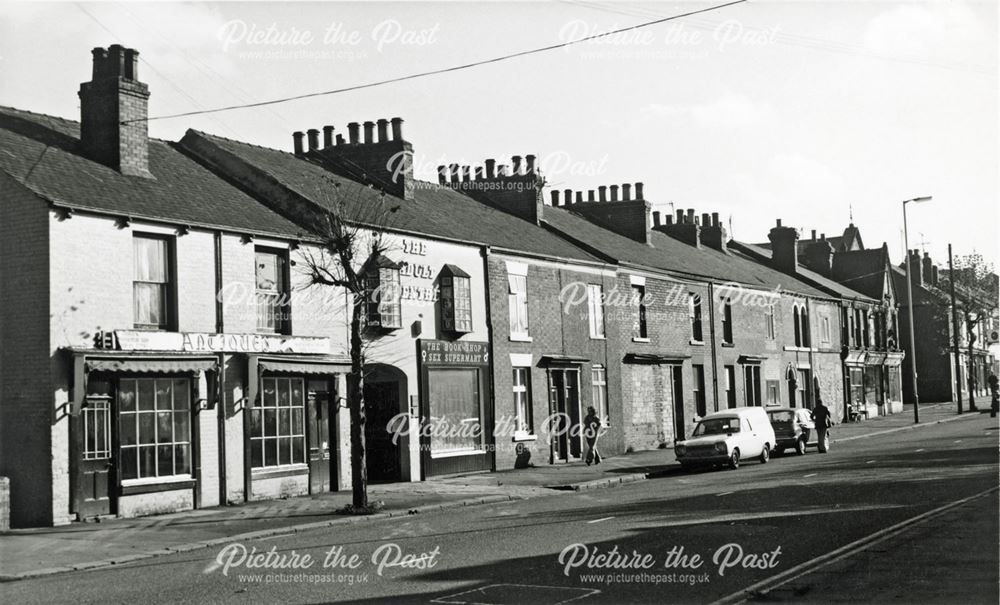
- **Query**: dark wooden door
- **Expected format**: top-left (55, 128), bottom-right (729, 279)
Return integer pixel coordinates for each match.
top-left (307, 379), bottom-right (333, 493)
top-left (77, 397), bottom-right (113, 518)
top-left (671, 365), bottom-right (686, 441)
top-left (548, 369), bottom-right (582, 462)
top-left (364, 381), bottom-right (401, 482)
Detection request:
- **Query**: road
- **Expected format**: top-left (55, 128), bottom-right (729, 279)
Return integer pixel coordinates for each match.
top-left (2, 415), bottom-right (997, 604)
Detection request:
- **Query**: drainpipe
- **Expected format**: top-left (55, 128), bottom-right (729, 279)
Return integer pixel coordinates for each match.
top-left (707, 283), bottom-right (719, 411)
top-left (806, 298), bottom-right (816, 408)
top-left (214, 231), bottom-right (227, 505)
top-left (481, 246), bottom-right (497, 472)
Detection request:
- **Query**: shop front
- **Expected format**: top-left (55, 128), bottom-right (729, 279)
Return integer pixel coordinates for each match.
top-left (418, 339), bottom-right (493, 477)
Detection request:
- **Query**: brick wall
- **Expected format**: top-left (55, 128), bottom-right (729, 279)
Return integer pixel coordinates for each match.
top-left (0, 175), bottom-right (54, 527)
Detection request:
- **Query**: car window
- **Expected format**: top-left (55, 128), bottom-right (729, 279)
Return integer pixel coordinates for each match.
top-left (769, 411), bottom-right (794, 423)
top-left (693, 417), bottom-right (740, 436)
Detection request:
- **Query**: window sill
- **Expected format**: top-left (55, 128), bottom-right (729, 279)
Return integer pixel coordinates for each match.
top-left (512, 433), bottom-right (537, 443)
top-left (721, 342), bottom-right (735, 348)
top-left (784, 346), bottom-right (818, 353)
top-left (590, 335), bottom-right (607, 341)
top-left (690, 339), bottom-right (705, 346)
top-left (509, 334), bottom-right (533, 343)
top-left (120, 477), bottom-right (195, 496)
top-left (632, 337), bottom-right (651, 343)
top-left (252, 464), bottom-right (308, 479)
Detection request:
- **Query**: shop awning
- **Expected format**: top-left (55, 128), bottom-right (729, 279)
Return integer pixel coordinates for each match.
top-left (539, 354), bottom-right (590, 366)
top-left (623, 353), bottom-right (689, 364)
top-left (85, 357), bottom-right (218, 374)
top-left (258, 360), bottom-right (348, 375)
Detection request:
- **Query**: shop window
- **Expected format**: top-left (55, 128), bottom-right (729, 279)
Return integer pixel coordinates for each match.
top-left (744, 365), bottom-right (762, 406)
top-left (255, 248), bottom-right (290, 334)
top-left (722, 298), bottom-right (734, 345)
top-left (588, 284), bottom-right (605, 338)
top-left (83, 378), bottom-right (111, 461)
top-left (632, 285), bottom-right (648, 339)
top-left (888, 367), bottom-right (902, 401)
top-left (692, 364), bottom-right (706, 416)
top-left (119, 378), bottom-right (191, 480)
top-left (591, 365), bottom-right (608, 424)
top-left (440, 265), bottom-right (473, 334)
top-left (689, 293), bottom-right (703, 342)
top-left (849, 367), bottom-right (864, 405)
top-left (428, 368), bottom-right (484, 456)
top-left (133, 235), bottom-right (173, 329)
top-left (363, 255), bottom-right (402, 330)
top-left (512, 367), bottom-right (533, 437)
top-left (250, 377), bottom-right (306, 469)
top-left (508, 273), bottom-right (529, 338)
top-left (766, 380), bottom-right (780, 405)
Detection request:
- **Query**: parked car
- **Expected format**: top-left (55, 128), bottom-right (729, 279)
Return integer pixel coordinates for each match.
top-left (674, 407), bottom-right (776, 470)
top-left (765, 407), bottom-right (819, 455)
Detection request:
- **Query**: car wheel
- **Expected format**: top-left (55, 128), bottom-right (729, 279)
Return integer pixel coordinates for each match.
top-left (759, 445), bottom-right (770, 464)
top-left (795, 437), bottom-right (807, 456)
top-left (728, 449), bottom-right (741, 470)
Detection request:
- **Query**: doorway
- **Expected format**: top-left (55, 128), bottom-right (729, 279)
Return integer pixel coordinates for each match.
top-left (548, 368), bottom-right (581, 463)
top-left (306, 379), bottom-right (336, 493)
top-left (670, 365), bottom-right (685, 441)
top-left (364, 381), bottom-right (402, 482)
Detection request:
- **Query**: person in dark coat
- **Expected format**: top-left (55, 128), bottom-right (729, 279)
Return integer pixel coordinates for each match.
top-left (810, 397), bottom-right (833, 453)
top-left (988, 373), bottom-right (999, 418)
top-left (583, 406), bottom-right (602, 465)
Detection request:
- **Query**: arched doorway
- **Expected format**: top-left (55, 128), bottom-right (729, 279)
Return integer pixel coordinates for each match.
top-left (363, 364), bottom-right (406, 482)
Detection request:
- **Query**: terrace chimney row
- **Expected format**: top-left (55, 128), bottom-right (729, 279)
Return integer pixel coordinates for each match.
top-left (439, 154), bottom-right (546, 225)
top-left (558, 182), bottom-right (652, 244)
top-left (292, 117), bottom-right (413, 200)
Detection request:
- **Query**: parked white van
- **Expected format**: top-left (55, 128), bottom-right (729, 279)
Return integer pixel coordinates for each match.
top-left (674, 407), bottom-right (777, 470)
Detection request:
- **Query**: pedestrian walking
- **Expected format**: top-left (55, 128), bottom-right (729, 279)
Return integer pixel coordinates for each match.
top-left (811, 397), bottom-right (833, 453)
top-left (583, 406), bottom-right (602, 465)
top-left (988, 373), bottom-right (999, 418)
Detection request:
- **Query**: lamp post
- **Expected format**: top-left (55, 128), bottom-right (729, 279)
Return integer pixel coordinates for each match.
top-left (903, 195), bottom-right (933, 423)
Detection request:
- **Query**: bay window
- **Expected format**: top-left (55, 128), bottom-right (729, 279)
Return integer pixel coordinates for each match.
top-left (440, 265), bottom-right (473, 334)
top-left (363, 255), bottom-right (402, 330)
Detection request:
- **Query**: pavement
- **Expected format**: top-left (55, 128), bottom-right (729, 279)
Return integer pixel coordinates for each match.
top-left (0, 401), bottom-right (977, 581)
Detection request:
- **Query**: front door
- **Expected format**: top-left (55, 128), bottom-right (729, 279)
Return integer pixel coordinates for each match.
top-left (307, 379), bottom-right (335, 493)
top-left (76, 393), bottom-right (114, 518)
top-left (364, 381), bottom-right (401, 482)
top-left (670, 365), bottom-right (686, 441)
top-left (548, 368), bottom-right (581, 463)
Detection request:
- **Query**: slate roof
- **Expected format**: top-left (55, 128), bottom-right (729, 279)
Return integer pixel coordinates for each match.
top-left (541, 205), bottom-right (836, 298)
top-left (0, 106), bottom-right (306, 237)
top-left (756, 224), bottom-right (864, 256)
top-left (183, 130), bottom-right (602, 263)
top-left (729, 241), bottom-right (876, 302)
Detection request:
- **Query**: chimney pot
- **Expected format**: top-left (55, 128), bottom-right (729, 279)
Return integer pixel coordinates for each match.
top-left (362, 121), bottom-right (375, 144)
top-left (485, 159), bottom-right (496, 178)
top-left (322, 125), bottom-right (335, 148)
top-left (610, 185), bottom-right (619, 202)
top-left (702, 213), bottom-right (711, 227)
top-left (390, 117), bottom-right (403, 140)
top-left (712, 212), bottom-right (720, 227)
top-left (564, 189), bottom-right (572, 205)
top-left (437, 165), bottom-right (447, 185)
top-left (307, 129), bottom-right (320, 151)
top-left (376, 118), bottom-right (389, 142)
top-left (449, 163), bottom-right (460, 185)
top-left (622, 183), bottom-right (632, 201)
top-left (635, 182), bottom-right (644, 199)
top-left (598, 186), bottom-right (607, 202)
top-left (525, 154), bottom-right (536, 173)
top-left (293, 131), bottom-right (305, 156)
top-left (588, 190), bottom-right (595, 202)
top-left (653, 211), bottom-right (661, 227)
top-left (107, 44), bottom-right (125, 78)
top-left (665, 215), bottom-right (674, 226)
top-left (811, 229), bottom-right (817, 241)
top-left (91, 47), bottom-right (108, 80)
top-left (461, 165), bottom-right (471, 183)
top-left (676, 209), bottom-right (684, 223)
top-left (575, 191), bottom-right (583, 204)
top-left (512, 155), bottom-right (522, 175)
top-left (335, 133), bottom-right (345, 145)
top-left (497, 164), bottom-right (508, 177)
top-left (475, 166), bottom-right (485, 180)
top-left (123, 48), bottom-right (139, 81)
top-left (776, 218), bottom-right (783, 228)
top-left (551, 190), bottom-right (560, 206)
top-left (347, 122), bottom-right (360, 144)
top-left (687, 209), bottom-right (696, 224)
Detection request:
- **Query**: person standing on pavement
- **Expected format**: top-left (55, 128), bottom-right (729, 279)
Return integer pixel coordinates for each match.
top-left (811, 397), bottom-right (833, 453)
top-left (988, 373), bottom-right (999, 418)
top-left (583, 406), bottom-right (602, 465)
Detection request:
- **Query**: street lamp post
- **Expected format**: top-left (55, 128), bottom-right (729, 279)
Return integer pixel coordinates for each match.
top-left (903, 196), bottom-right (933, 424)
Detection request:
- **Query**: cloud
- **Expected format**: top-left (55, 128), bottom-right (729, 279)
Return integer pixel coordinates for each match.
top-left (640, 94), bottom-right (771, 128)
top-left (863, 1), bottom-right (986, 63)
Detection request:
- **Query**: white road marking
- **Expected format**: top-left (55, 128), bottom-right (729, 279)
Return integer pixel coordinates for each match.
top-left (915, 448), bottom-right (925, 452)
top-left (865, 460), bottom-right (876, 464)
top-left (587, 516), bottom-right (615, 524)
top-left (431, 583), bottom-right (600, 604)
top-left (708, 486), bottom-right (999, 605)
top-left (803, 473), bottom-right (817, 478)
top-left (954, 439), bottom-right (962, 443)
top-left (716, 491), bottom-right (734, 496)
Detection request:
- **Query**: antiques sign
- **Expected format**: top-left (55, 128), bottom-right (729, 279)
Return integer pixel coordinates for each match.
top-left (96, 330), bottom-right (331, 354)
top-left (419, 339), bottom-right (489, 366)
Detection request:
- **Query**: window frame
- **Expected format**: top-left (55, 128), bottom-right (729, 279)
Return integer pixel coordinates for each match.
top-left (743, 365), bottom-right (762, 406)
top-left (440, 266), bottom-right (474, 334)
top-left (689, 293), bottom-right (704, 342)
top-left (364, 261), bottom-right (403, 331)
top-left (632, 284), bottom-right (648, 339)
top-left (255, 247), bottom-right (292, 335)
top-left (765, 304), bottom-right (776, 340)
top-left (132, 234), bottom-right (175, 331)
top-left (692, 364), bottom-right (706, 417)
top-left (512, 367), bottom-right (534, 439)
top-left (591, 365), bottom-right (609, 425)
top-left (507, 273), bottom-right (530, 339)
top-left (722, 297), bottom-right (734, 345)
top-left (250, 376), bottom-right (308, 470)
top-left (118, 377), bottom-right (193, 483)
top-left (587, 284), bottom-right (606, 339)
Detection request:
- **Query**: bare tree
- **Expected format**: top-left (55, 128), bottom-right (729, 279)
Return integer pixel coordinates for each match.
top-left (298, 176), bottom-right (401, 510)
top-left (943, 253), bottom-right (998, 411)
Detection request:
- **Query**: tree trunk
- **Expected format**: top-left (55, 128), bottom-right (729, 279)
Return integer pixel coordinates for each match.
top-left (348, 293), bottom-right (368, 507)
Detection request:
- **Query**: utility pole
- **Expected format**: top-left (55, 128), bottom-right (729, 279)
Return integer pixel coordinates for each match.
top-left (949, 244), bottom-right (963, 414)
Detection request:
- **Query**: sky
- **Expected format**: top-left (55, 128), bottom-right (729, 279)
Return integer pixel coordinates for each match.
top-left (1, 1), bottom-right (997, 268)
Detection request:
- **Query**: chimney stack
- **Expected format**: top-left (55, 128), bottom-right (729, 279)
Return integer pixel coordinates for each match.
top-left (599, 186), bottom-right (607, 202)
top-left (569, 181), bottom-right (653, 243)
top-left (322, 125), bottom-right (335, 148)
top-left (922, 252), bottom-right (934, 286)
top-left (307, 117), bottom-right (415, 199)
top-left (768, 219), bottom-right (799, 274)
top-left (551, 190), bottom-right (560, 206)
top-left (292, 131), bottom-right (305, 156)
top-left (804, 237), bottom-right (834, 276)
top-left (347, 122), bottom-right (360, 144)
top-left (700, 211), bottom-right (728, 253)
top-left (79, 45), bottom-right (153, 177)
top-left (635, 182), bottom-right (644, 199)
top-left (390, 117), bottom-right (404, 141)
top-left (445, 152), bottom-right (546, 224)
top-left (306, 129), bottom-right (320, 152)
top-left (908, 250), bottom-right (924, 288)
top-left (512, 155), bottom-right (522, 175)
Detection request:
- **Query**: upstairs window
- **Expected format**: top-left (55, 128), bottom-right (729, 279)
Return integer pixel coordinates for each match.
top-left (587, 284), bottom-right (605, 338)
top-left (633, 284), bottom-right (648, 339)
top-left (794, 305), bottom-right (811, 348)
top-left (256, 248), bottom-right (290, 334)
top-left (722, 298), bottom-right (734, 344)
top-left (689, 293), bottom-right (703, 342)
top-left (440, 265), bottom-right (473, 334)
top-left (133, 235), bottom-right (173, 329)
top-left (508, 273), bottom-right (529, 337)
top-left (363, 254), bottom-right (402, 330)
top-left (765, 304), bottom-right (776, 340)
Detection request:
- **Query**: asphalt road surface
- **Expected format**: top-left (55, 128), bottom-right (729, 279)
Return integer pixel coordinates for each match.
top-left (2, 415), bottom-right (997, 605)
